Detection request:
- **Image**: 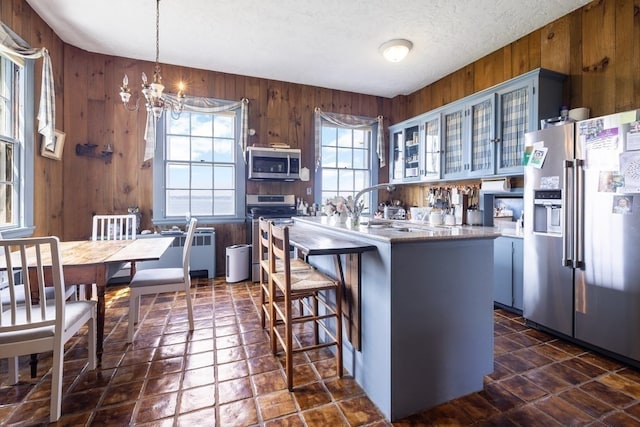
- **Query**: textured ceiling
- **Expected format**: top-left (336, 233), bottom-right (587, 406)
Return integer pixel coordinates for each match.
top-left (26, 0), bottom-right (591, 98)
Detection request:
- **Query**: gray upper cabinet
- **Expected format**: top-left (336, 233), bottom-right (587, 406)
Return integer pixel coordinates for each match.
top-left (389, 68), bottom-right (566, 183)
top-left (494, 69), bottom-right (565, 176)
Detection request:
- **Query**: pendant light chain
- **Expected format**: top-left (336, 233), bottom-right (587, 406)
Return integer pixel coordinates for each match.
top-left (154, 0), bottom-right (161, 82)
top-left (118, 0), bottom-right (185, 120)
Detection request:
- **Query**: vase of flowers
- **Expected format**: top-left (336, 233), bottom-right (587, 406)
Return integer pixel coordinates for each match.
top-left (346, 212), bottom-right (359, 228)
top-left (325, 195), bottom-right (364, 226)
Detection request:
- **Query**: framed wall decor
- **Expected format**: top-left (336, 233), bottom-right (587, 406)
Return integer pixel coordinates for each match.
top-left (40, 129), bottom-right (65, 160)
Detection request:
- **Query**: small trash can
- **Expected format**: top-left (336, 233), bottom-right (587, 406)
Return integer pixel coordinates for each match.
top-left (226, 244), bottom-right (250, 283)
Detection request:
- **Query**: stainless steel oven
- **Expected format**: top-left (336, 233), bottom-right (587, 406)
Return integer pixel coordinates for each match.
top-left (246, 194), bottom-right (297, 282)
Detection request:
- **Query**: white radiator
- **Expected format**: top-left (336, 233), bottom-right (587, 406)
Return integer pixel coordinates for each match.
top-left (135, 229), bottom-right (216, 278)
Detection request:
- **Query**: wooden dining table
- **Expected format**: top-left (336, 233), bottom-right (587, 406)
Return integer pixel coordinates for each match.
top-left (4, 237), bottom-right (175, 362)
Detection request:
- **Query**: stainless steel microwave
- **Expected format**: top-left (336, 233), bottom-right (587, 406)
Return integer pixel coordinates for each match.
top-left (247, 146), bottom-right (301, 181)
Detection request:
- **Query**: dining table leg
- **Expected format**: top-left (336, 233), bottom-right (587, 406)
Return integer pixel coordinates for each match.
top-left (95, 264), bottom-right (107, 363)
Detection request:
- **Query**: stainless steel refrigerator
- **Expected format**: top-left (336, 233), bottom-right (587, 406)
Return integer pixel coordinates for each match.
top-left (523, 110), bottom-right (640, 364)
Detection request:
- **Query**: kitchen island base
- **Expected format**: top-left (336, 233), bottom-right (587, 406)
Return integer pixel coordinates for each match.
top-left (293, 217), bottom-right (496, 421)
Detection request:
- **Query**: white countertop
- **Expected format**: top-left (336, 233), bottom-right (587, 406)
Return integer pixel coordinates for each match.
top-left (294, 216), bottom-right (503, 242)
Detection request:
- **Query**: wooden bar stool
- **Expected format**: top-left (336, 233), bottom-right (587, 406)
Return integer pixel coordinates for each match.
top-left (268, 222), bottom-right (342, 391)
top-left (258, 217), bottom-right (312, 330)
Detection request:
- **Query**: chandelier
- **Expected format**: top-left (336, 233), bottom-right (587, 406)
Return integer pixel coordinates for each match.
top-left (118, 0), bottom-right (185, 120)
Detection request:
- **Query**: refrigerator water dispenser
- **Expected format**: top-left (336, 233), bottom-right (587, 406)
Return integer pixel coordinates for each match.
top-left (533, 190), bottom-right (562, 235)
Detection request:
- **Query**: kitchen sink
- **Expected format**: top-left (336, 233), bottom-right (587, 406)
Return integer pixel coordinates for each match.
top-left (362, 221), bottom-right (455, 233)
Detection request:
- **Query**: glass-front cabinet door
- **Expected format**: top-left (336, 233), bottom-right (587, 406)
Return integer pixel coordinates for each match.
top-left (421, 115), bottom-right (441, 180)
top-left (442, 106), bottom-right (465, 180)
top-left (496, 83), bottom-right (531, 175)
top-left (391, 129), bottom-right (404, 181)
top-left (389, 121), bottom-right (420, 182)
top-left (403, 124), bottom-right (420, 180)
top-left (467, 94), bottom-right (496, 177)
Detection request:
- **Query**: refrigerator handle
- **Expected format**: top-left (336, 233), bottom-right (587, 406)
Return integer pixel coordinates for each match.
top-left (562, 160), bottom-right (573, 267)
top-left (574, 159), bottom-right (585, 269)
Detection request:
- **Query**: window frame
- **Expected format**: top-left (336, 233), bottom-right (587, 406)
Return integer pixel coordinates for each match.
top-left (0, 53), bottom-right (35, 238)
top-left (314, 117), bottom-right (379, 214)
top-left (152, 104), bottom-right (246, 225)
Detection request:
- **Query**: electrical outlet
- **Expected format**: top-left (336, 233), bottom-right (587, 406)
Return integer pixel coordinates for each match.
top-left (306, 187), bottom-right (312, 195)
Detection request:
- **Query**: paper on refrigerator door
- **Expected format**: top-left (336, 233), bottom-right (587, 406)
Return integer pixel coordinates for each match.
top-left (619, 151), bottom-right (640, 193)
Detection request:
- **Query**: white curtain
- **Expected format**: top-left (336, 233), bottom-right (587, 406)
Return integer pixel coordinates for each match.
top-left (314, 108), bottom-right (385, 171)
top-left (143, 96), bottom-right (249, 161)
top-left (0, 21), bottom-right (55, 151)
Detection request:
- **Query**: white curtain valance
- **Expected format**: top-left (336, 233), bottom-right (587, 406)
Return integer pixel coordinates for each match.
top-left (143, 96), bottom-right (249, 161)
top-left (0, 21), bottom-right (55, 151)
top-left (314, 108), bottom-right (385, 171)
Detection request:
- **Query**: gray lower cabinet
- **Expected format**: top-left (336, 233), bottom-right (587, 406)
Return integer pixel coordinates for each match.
top-left (494, 236), bottom-right (523, 311)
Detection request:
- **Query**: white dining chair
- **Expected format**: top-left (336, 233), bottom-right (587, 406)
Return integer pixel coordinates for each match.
top-left (0, 232), bottom-right (80, 381)
top-left (92, 214), bottom-right (137, 241)
top-left (85, 214), bottom-right (138, 298)
top-left (127, 218), bottom-right (197, 343)
top-left (0, 236), bottom-right (97, 422)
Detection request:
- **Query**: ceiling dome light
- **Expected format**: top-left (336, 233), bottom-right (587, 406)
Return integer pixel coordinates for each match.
top-left (379, 39), bottom-right (413, 62)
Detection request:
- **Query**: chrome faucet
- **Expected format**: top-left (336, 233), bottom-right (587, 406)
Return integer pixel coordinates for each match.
top-left (352, 183), bottom-right (398, 226)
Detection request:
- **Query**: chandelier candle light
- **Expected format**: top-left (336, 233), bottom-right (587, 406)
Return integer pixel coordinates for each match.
top-left (119, 0), bottom-right (186, 120)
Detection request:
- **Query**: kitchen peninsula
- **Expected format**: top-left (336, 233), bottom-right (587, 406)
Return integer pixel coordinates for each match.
top-left (292, 216), bottom-right (500, 421)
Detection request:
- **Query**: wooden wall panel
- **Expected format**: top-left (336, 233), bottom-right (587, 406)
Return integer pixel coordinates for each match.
top-left (541, 15), bottom-right (572, 74)
top-left (473, 50), bottom-right (506, 92)
top-left (614, 0), bottom-right (636, 112)
top-left (581, 0), bottom-right (617, 116)
top-left (569, 9), bottom-right (585, 110)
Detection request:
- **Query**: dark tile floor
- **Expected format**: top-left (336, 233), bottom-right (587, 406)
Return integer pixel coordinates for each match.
top-left (2, 278), bottom-right (640, 426)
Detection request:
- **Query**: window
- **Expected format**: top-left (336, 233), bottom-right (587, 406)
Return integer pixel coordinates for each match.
top-left (153, 105), bottom-right (246, 224)
top-left (0, 53), bottom-right (34, 237)
top-left (318, 122), bottom-right (378, 213)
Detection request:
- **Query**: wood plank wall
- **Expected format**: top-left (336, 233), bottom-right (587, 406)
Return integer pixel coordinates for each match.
top-left (3, 0), bottom-right (639, 276)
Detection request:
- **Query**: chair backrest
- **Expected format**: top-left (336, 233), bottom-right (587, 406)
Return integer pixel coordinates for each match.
top-left (182, 218), bottom-right (198, 275)
top-left (0, 231), bottom-right (6, 291)
top-left (0, 236), bottom-right (66, 331)
top-left (92, 214), bottom-right (137, 241)
top-left (268, 223), bottom-right (292, 288)
top-left (258, 217), bottom-right (271, 263)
